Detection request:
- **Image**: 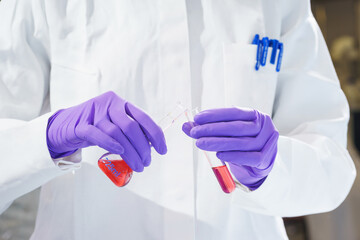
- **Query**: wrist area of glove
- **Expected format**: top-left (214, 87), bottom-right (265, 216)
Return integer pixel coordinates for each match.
top-left (240, 176), bottom-right (267, 191)
top-left (229, 156), bottom-right (275, 191)
top-left (46, 110), bottom-right (78, 159)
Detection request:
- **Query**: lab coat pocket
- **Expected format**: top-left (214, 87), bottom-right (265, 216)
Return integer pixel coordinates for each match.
top-left (50, 64), bottom-right (100, 110)
top-left (223, 43), bottom-right (278, 115)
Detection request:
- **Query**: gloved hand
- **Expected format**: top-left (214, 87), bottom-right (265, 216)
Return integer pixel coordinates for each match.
top-left (182, 108), bottom-right (278, 190)
top-left (47, 91), bottom-right (167, 172)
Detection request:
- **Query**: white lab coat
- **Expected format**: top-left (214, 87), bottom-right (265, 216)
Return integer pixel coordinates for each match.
top-left (0, 0), bottom-right (356, 239)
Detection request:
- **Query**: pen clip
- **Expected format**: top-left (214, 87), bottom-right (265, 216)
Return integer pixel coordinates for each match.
top-left (276, 42), bottom-right (284, 72)
top-left (252, 34), bottom-right (261, 71)
top-left (260, 37), bottom-right (269, 66)
top-left (269, 39), bottom-right (279, 65)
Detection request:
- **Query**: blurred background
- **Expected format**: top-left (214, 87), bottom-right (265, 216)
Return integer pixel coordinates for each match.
top-left (1, 0), bottom-right (360, 239)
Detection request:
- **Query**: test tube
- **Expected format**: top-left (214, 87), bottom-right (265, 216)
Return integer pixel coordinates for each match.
top-left (184, 109), bottom-right (236, 194)
top-left (157, 104), bottom-right (188, 132)
top-left (98, 104), bottom-right (187, 187)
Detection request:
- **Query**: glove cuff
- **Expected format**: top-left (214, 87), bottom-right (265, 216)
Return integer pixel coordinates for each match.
top-left (46, 110), bottom-right (79, 159)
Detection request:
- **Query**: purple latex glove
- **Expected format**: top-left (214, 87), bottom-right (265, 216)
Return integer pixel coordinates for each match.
top-left (182, 108), bottom-right (279, 190)
top-left (47, 91), bottom-right (167, 172)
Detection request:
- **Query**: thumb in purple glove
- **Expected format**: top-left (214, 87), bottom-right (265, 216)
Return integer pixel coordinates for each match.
top-left (47, 91), bottom-right (167, 172)
top-left (182, 108), bottom-right (278, 190)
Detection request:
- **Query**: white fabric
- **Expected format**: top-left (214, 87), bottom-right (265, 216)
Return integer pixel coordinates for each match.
top-left (0, 0), bottom-right (356, 239)
top-left (306, 138), bottom-right (360, 240)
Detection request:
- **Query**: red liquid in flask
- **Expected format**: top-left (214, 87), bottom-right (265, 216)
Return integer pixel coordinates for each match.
top-left (98, 159), bottom-right (133, 187)
top-left (212, 165), bottom-right (236, 193)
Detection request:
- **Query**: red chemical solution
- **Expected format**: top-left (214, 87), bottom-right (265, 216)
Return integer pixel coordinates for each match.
top-left (212, 165), bottom-right (236, 194)
top-left (98, 159), bottom-right (133, 187)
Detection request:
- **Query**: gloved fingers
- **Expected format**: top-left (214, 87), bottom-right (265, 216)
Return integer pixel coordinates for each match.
top-left (107, 111), bottom-right (152, 167)
top-left (242, 140), bottom-right (278, 178)
top-left (195, 117), bottom-right (277, 151)
top-left (239, 133), bottom-right (278, 178)
top-left (256, 132), bottom-right (279, 169)
top-left (216, 151), bottom-right (263, 167)
top-left (255, 114), bottom-right (277, 141)
top-left (182, 121), bottom-right (197, 137)
top-left (189, 120), bottom-right (261, 139)
top-left (74, 124), bottom-right (124, 155)
top-left (223, 114), bottom-right (276, 151)
top-left (216, 132), bottom-right (278, 168)
top-left (195, 137), bottom-right (264, 152)
top-left (125, 102), bottom-right (167, 155)
top-left (96, 120), bottom-right (149, 170)
top-left (194, 107), bottom-right (257, 125)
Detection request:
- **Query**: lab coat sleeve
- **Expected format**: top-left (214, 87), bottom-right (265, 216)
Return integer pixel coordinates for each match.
top-left (0, 0), bottom-right (70, 212)
top-left (232, 0), bottom-right (356, 217)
